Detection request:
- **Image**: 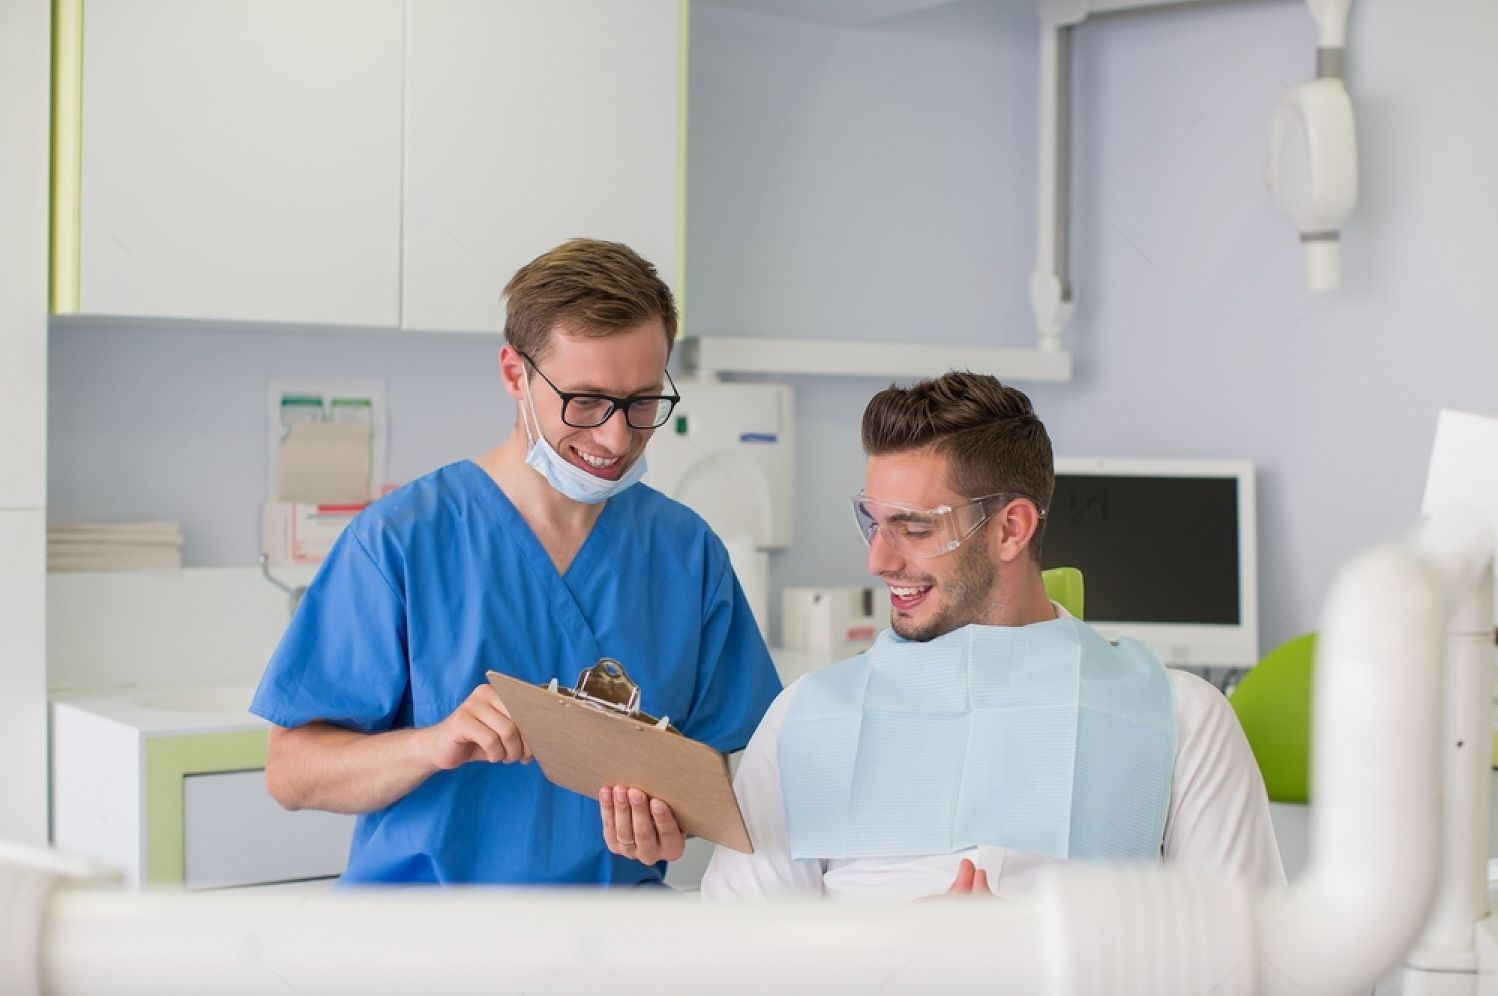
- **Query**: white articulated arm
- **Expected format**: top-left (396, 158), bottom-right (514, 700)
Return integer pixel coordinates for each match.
top-left (1258, 544), bottom-right (1450, 995)
top-left (1030, 19), bottom-right (1075, 355)
top-left (0, 842), bottom-right (119, 994)
top-left (34, 888), bottom-right (1050, 996)
top-left (1307, 0), bottom-right (1353, 49)
top-left (1405, 411), bottom-right (1498, 987)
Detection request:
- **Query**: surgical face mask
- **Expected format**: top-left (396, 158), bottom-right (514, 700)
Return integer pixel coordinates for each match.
top-left (520, 377), bottom-right (647, 504)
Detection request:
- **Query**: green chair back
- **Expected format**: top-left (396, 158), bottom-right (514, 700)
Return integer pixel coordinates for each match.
top-left (1228, 632), bottom-right (1315, 804)
top-left (1042, 566), bottom-right (1084, 620)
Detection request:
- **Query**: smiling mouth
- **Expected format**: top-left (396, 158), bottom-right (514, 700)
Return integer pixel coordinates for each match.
top-left (571, 445), bottom-right (625, 479)
top-left (886, 581), bottom-right (934, 612)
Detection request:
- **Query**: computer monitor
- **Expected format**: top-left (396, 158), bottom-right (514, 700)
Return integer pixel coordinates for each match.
top-left (1041, 457), bottom-right (1259, 668)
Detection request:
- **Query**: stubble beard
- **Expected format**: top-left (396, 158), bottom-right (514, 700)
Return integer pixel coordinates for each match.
top-left (889, 539), bottom-right (997, 643)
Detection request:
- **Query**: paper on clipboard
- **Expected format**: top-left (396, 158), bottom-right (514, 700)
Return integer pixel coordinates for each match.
top-left (487, 661), bottom-right (753, 854)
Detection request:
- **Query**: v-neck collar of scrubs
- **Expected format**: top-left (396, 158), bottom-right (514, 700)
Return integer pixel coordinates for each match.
top-left (460, 458), bottom-right (619, 583)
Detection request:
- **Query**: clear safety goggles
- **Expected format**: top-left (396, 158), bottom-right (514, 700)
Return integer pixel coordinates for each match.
top-left (851, 491), bottom-right (1044, 560)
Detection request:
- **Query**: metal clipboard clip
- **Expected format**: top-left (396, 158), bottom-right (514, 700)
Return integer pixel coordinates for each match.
top-left (546, 658), bottom-right (681, 735)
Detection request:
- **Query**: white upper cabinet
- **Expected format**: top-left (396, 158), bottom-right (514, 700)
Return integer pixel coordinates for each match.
top-left (401, 0), bottom-right (683, 334)
top-left (0, 292), bottom-right (45, 509)
top-left (0, 0), bottom-right (48, 509)
top-left (74, 0), bottom-right (403, 326)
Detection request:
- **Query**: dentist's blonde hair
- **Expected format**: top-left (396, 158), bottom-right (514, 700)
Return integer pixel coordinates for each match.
top-left (502, 239), bottom-right (677, 361)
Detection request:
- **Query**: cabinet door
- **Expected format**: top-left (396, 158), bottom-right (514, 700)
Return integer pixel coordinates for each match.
top-left (402, 0), bottom-right (683, 333)
top-left (75, 0), bottom-right (403, 326)
top-left (0, 0), bottom-right (47, 509)
top-left (0, 510), bottom-right (47, 844)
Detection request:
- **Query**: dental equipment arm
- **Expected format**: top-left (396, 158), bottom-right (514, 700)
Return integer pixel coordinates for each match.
top-left (1267, 0), bottom-right (1359, 291)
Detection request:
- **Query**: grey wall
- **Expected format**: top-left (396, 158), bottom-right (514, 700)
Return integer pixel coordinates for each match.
top-left (685, 0), bottom-right (1498, 650)
top-left (49, 0), bottom-right (1498, 654)
top-left (48, 321), bottom-right (513, 565)
top-left (687, 1), bottom-right (1044, 640)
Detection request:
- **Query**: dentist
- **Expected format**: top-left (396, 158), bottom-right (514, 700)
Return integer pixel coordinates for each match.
top-left (253, 239), bottom-right (781, 886)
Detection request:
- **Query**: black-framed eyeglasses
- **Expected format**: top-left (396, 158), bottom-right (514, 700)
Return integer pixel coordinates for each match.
top-left (518, 350), bottom-right (681, 430)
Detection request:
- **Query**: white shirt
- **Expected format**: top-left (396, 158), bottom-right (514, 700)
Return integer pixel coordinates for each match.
top-left (701, 666), bottom-right (1286, 901)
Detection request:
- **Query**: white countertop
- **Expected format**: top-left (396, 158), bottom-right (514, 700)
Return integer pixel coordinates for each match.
top-left (46, 646), bottom-right (847, 740)
top-left (52, 682), bottom-right (266, 737)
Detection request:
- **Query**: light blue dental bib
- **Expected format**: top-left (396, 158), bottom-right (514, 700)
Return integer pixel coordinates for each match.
top-left (778, 617), bottom-right (1177, 862)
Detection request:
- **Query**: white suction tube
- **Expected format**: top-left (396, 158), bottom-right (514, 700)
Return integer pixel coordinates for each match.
top-left (34, 888), bottom-right (1054, 995)
top-left (1258, 542), bottom-right (1451, 994)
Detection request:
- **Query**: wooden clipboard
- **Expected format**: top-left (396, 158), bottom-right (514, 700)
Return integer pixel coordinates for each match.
top-left (487, 660), bottom-right (753, 854)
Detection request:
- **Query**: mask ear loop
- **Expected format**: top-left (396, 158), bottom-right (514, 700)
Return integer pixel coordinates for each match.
top-left (518, 371), bottom-right (543, 447)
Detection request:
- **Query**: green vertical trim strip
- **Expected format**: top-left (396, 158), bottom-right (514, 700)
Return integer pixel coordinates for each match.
top-left (49, 0), bottom-right (83, 314)
top-left (144, 730), bottom-right (270, 885)
top-left (675, 0), bottom-right (689, 337)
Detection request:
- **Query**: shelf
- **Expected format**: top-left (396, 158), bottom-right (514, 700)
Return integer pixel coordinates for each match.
top-left (678, 335), bottom-right (1074, 382)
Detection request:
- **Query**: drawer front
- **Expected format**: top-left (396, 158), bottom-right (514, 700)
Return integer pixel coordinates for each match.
top-left (183, 770), bottom-right (355, 889)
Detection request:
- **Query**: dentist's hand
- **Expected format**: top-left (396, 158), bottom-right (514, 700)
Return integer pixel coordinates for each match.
top-left (600, 785), bottom-right (686, 864)
top-left (425, 684), bottom-right (532, 770)
top-left (944, 858), bottom-right (993, 897)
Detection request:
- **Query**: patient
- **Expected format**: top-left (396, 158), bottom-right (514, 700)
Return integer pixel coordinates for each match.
top-left (701, 372), bottom-right (1284, 900)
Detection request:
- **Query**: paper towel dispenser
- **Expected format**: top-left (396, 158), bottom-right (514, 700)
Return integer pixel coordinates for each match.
top-left (643, 382), bottom-right (794, 550)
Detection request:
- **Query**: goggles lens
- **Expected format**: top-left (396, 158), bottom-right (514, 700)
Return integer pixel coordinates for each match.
top-left (851, 492), bottom-right (1041, 560)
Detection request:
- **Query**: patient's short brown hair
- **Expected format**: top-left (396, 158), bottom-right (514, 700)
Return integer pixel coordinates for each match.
top-left (502, 239), bottom-right (677, 360)
top-left (862, 371), bottom-right (1054, 558)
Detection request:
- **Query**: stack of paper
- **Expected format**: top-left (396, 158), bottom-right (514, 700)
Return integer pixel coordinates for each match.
top-left (47, 521), bottom-right (184, 572)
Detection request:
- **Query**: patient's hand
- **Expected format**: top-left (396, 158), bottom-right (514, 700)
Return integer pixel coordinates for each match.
top-left (600, 785), bottom-right (686, 865)
top-left (944, 858), bottom-right (993, 897)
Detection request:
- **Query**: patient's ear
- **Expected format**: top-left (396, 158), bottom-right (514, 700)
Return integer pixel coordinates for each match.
top-left (992, 498), bottom-right (1042, 564)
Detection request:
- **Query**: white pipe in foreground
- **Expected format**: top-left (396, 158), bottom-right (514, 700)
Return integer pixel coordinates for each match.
top-left (1257, 543), bottom-right (1449, 996)
top-left (1406, 563), bottom-right (1494, 985)
top-left (1406, 411), bottom-right (1498, 990)
top-left (39, 888), bottom-right (1047, 996)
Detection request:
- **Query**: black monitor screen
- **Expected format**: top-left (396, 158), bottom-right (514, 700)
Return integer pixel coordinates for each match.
top-left (1040, 474), bottom-right (1241, 625)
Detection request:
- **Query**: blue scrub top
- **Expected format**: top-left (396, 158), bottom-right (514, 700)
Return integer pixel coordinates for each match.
top-left (251, 461), bottom-right (782, 886)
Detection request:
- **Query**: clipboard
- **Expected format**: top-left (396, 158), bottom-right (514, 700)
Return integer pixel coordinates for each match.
top-left (487, 659), bottom-right (753, 854)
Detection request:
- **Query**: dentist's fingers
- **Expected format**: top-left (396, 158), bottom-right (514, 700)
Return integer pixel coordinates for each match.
top-left (599, 786), bottom-right (631, 856)
top-left (627, 788), bottom-right (660, 859)
top-left (427, 685), bottom-right (529, 768)
top-left (611, 783), bottom-right (636, 850)
top-left (647, 796), bottom-right (686, 862)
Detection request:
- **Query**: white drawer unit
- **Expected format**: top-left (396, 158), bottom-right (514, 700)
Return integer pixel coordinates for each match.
top-left (52, 685), bottom-right (354, 888)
